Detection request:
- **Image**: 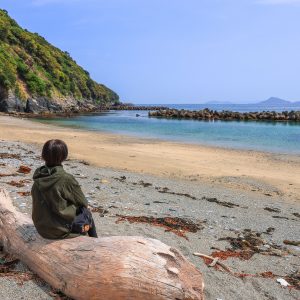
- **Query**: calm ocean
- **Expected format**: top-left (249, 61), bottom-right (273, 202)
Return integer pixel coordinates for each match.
top-left (36, 103), bottom-right (300, 154)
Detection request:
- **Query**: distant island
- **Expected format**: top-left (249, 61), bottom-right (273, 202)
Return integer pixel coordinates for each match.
top-left (203, 97), bottom-right (300, 107)
top-left (256, 97), bottom-right (300, 106)
top-left (0, 9), bottom-right (119, 114)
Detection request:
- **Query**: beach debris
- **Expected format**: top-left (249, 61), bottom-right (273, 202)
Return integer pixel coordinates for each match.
top-left (208, 257), bottom-right (219, 267)
top-left (132, 180), bottom-right (152, 187)
top-left (7, 179), bottom-right (31, 188)
top-left (75, 174), bottom-right (87, 179)
top-left (210, 250), bottom-right (253, 261)
top-left (17, 165), bottom-right (32, 174)
top-left (116, 215), bottom-right (205, 239)
top-left (79, 160), bottom-right (90, 165)
top-left (264, 227), bottom-right (275, 235)
top-left (17, 191), bottom-right (31, 197)
top-left (272, 216), bottom-right (289, 220)
top-left (91, 206), bottom-right (109, 217)
top-left (99, 179), bottom-right (109, 184)
top-left (203, 197), bottom-right (239, 208)
top-left (284, 270), bottom-right (300, 290)
top-left (283, 240), bottom-right (300, 246)
top-left (264, 207), bottom-right (281, 213)
top-left (155, 187), bottom-right (239, 208)
top-left (0, 254), bottom-right (19, 272)
top-left (276, 278), bottom-right (290, 287)
top-left (157, 186), bottom-right (169, 191)
top-left (194, 252), bottom-right (300, 289)
top-left (0, 268), bottom-right (36, 283)
top-left (0, 153), bottom-right (21, 160)
top-left (193, 253), bottom-right (233, 274)
top-left (49, 289), bottom-right (72, 300)
top-left (0, 173), bottom-right (17, 177)
top-left (155, 187), bottom-right (197, 200)
top-left (218, 229), bottom-right (286, 257)
top-left (0, 253), bottom-right (35, 283)
top-left (114, 176), bottom-right (126, 182)
top-left (221, 215), bottom-right (236, 219)
top-left (293, 212), bottom-right (300, 218)
top-left (108, 205), bottom-right (118, 209)
top-left (0, 163), bottom-right (6, 166)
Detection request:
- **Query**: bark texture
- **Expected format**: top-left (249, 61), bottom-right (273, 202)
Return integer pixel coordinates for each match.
top-left (0, 189), bottom-right (204, 300)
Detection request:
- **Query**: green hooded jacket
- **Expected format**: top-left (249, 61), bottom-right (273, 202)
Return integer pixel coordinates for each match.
top-left (31, 165), bottom-right (88, 239)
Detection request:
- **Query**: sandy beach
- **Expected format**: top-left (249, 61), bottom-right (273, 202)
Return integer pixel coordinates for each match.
top-left (0, 115), bottom-right (299, 300)
top-left (0, 115), bottom-right (299, 202)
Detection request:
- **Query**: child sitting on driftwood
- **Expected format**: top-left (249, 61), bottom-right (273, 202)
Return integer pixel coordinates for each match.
top-left (31, 139), bottom-right (98, 239)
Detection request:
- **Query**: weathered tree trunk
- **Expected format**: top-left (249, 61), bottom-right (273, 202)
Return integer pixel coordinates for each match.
top-left (0, 189), bottom-right (204, 300)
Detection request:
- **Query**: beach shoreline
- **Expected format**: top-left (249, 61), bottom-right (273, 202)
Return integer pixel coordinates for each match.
top-left (0, 114), bottom-right (299, 202)
top-left (0, 139), bottom-right (299, 300)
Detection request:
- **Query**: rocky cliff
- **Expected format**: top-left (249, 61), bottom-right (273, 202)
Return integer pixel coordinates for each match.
top-left (0, 9), bottom-right (119, 113)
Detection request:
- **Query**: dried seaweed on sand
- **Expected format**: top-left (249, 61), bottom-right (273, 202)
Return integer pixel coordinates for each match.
top-left (116, 215), bottom-right (204, 239)
top-left (218, 229), bottom-right (287, 257)
top-left (17, 165), bottom-right (32, 174)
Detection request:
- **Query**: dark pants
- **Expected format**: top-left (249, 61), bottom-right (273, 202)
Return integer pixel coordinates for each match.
top-left (71, 207), bottom-right (98, 238)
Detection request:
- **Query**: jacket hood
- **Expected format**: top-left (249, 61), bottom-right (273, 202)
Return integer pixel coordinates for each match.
top-left (33, 165), bottom-right (65, 191)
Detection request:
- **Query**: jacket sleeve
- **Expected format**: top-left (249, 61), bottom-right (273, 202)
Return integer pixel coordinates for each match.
top-left (63, 176), bottom-right (88, 208)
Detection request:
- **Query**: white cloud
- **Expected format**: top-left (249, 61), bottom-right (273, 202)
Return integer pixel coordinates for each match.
top-left (257, 0), bottom-right (300, 4)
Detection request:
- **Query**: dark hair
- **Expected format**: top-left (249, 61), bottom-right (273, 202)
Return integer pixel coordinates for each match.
top-left (42, 139), bottom-right (68, 167)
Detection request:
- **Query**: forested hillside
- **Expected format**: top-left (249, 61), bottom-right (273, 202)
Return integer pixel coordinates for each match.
top-left (0, 9), bottom-right (119, 112)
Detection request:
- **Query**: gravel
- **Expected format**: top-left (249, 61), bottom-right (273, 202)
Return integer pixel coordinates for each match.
top-left (0, 140), bottom-right (299, 300)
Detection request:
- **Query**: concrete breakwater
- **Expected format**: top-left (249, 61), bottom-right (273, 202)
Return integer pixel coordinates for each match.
top-left (108, 104), bottom-right (169, 111)
top-left (148, 108), bottom-right (300, 122)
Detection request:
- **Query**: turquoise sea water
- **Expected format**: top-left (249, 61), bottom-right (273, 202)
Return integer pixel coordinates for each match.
top-left (36, 104), bottom-right (300, 154)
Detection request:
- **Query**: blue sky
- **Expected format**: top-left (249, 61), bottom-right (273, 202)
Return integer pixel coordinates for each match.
top-left (1, 0), bottom-right (300, 103)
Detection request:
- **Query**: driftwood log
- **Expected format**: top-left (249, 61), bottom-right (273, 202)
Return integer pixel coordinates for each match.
top-left (0, 189), bottom-right (204, 300)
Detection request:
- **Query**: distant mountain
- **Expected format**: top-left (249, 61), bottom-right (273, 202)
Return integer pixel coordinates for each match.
top-left (257, 97), bottom-right (292, 106)
top-left (205, 97), bottom-right (300, 107)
